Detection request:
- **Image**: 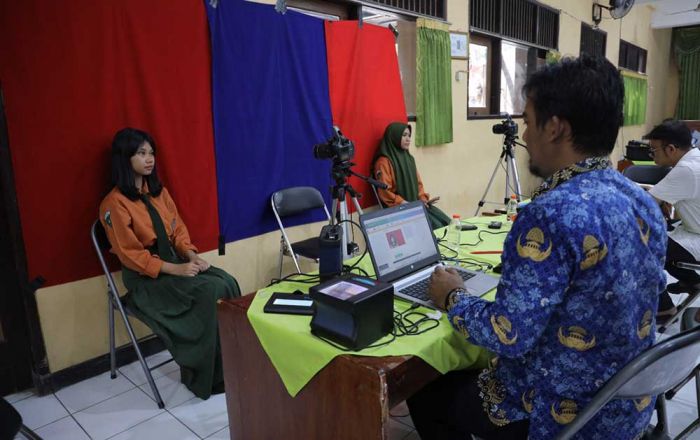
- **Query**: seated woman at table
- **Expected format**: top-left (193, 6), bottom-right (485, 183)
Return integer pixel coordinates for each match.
top-left (372, 122), bottom-right (451, 230)
top-left (100, 127), bottom-right (240, 399)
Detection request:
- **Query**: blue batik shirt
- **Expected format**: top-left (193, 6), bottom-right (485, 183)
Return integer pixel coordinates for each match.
top-left (448, 161), bottom-right (667, 440)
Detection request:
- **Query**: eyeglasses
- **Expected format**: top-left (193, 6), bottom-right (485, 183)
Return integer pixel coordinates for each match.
top-left (649, 144), bottom-right (672, 156)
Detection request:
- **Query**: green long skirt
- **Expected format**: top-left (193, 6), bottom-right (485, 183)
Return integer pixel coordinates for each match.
top-left (427, 205), bottom-right (451, 230)
top-left (122, 266), bottom-right (240, 399)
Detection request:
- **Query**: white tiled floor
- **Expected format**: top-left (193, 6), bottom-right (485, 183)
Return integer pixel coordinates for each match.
top-left (3, 348), bottom-right (420, 440)
top-left (5, 284), bottom-right (700, 440)
top-left (7, 350), bottom-right (700, 440)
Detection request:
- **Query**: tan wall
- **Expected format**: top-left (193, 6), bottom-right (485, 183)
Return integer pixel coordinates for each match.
top-left (35, 0), bottom-right (677, 372)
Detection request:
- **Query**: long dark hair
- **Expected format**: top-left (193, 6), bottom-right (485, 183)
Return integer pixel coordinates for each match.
top-left (111, 127), bottom-right (163, 200)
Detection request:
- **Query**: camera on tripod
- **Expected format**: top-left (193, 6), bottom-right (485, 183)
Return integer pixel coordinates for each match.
top-left (313, 126), bottom-right (355, 163)
top-left (492, 114), bottom-right (518, 137)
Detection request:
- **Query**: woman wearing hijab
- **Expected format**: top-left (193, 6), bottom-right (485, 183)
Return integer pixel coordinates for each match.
top-left (372, 122), bottom-right (451, 230)
top-left (100, 127), bottom-right (240, 399)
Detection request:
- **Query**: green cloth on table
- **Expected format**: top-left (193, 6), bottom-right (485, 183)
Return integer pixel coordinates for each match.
top-left (631, 160), bottom-right (655, 166)
top-left (247, 217), bottom-right (508, 397)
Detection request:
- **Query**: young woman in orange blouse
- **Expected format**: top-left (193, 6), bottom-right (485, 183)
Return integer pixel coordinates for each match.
top-left (100, 128), bottom-right (240, 399)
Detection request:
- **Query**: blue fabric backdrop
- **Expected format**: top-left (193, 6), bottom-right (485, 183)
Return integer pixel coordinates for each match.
top-left (206, 0), bottom-right (334, 243)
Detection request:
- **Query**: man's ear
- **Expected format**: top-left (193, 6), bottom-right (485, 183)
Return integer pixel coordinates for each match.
top-left (548, 116), bottom-right (571, 143)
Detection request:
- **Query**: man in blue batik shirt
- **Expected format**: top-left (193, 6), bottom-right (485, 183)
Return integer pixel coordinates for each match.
top-left (407, 55), bottom-right (667, 440)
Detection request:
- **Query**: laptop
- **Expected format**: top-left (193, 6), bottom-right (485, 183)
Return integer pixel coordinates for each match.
top-left (359, 201), bottom-right (500, 308)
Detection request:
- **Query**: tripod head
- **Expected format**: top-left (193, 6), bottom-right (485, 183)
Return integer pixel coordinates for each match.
top-left (329, 160), bottom-right (388, 201)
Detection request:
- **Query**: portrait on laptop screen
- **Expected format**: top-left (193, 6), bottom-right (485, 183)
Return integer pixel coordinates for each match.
top-left (364, 204), bottom-right (438, 279)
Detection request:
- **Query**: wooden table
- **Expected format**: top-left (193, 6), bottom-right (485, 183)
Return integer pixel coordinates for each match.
top-left (217, 294), bottom-right (441, 440)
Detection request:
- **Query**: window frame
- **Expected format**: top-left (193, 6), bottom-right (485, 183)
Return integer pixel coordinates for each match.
top-left (467, 0), bottom-right (557, 119)
top-left (580, 22), bottom-right (607, 58)
top-left (618, 40), bottom-right (647, 74)
top-left (467, 34), bottom-right (493, 117)
top-left (467, 32), bottom-right (547, 119)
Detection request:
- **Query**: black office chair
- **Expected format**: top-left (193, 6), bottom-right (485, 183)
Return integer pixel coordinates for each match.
top-left (622, 165), bottom-right (671, 185)
top-left (90, 220), bottom-right (174, 409)
top-left (553, 324), bottom-right (700, 440)
top-left (270, 187), bottom-right (331, 279)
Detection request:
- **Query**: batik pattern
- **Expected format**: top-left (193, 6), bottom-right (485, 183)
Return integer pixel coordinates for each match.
top-left (449, 167), bottom-right (667, 440)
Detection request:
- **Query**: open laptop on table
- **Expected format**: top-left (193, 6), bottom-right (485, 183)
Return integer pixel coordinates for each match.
top-left (359, 201), bottom-right (500, 308)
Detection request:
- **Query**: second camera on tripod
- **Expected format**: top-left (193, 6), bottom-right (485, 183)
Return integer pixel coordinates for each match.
top-left (492, 114), bottom-right (518, 137)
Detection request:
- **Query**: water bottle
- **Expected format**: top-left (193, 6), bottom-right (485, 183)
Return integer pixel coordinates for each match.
top-left (448, 214), bottom-right (462, 253)
top-left (506, 194), bottom-right (518, 222)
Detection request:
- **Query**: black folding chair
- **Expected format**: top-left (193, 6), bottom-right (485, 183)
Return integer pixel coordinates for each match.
top-left (658, 262), bottom-right (700, 334)
top-left (270, 186), bottom-right (331, 279)
top-left (0, 397), bottom-right (42, 440)
top-left (661, 307), bottom-right (700, 439)
top-left (554, 324), bottom-right (700, 440)
top-left (90, 220), bottom-right (173, 409)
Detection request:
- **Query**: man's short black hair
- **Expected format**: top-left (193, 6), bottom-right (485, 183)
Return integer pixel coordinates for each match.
top-left (522, 54), bottom-right (624, 156)
top-left (111, 127), bottom-right (163, 200)
top-left (643, 120), bottom-right (692, 149)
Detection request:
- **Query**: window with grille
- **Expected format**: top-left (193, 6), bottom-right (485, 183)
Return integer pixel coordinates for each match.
top-left (468, 0), bottom-right (556, 117)
top-left (619, 40), bottom-right (647, 74)
top-left (364, 0), bottom-right (446, 20)
top-left (469, 0), bottom-right (559, 50)
top-left (580, 23), bottom-right (606, 58)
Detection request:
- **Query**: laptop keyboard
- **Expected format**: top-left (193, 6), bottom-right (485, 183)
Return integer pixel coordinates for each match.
top-left (399, 270), bottom-right (476, 301)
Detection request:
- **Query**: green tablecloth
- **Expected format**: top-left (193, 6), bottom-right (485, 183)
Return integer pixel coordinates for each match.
top-left (631, 160), bottom-right (655, 166)
top-left (247, 216), bottom-right (509, 397)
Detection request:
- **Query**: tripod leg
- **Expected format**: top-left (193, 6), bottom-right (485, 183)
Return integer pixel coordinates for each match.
top-left (475, 150), bottom-right (507, 216)
top-left (350, 195), bottom-right (363, 216)
top-left (506, 151), bottom-right (523, 200)
top-left (337, 199), bottom-right (353, 260)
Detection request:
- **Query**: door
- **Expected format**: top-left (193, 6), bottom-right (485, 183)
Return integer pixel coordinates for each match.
top-left (0, 87), bottom-right (33, 396)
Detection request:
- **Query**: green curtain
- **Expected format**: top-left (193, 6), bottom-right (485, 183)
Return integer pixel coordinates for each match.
top-left (674, 27), bottom-right (700, 120)
top-left (622, 72), bottom-right (647, 126)
top-left (416, 18), bottom-right (452, 146)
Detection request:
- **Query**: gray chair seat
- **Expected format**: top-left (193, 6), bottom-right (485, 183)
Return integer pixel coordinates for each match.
top-left (271, 186), bottom-right (331, 279)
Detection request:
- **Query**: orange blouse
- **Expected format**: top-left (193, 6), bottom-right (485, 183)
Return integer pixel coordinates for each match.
top-left (99, 186), bottom-right (197, 278)
top-left (373, 156), bottom-right (429, 206)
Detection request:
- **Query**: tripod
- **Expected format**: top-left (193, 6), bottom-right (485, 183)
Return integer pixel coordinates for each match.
top-left (475, 133), bottom-right (526, 216)
top-left (328, 161), bottom-right (387, 260)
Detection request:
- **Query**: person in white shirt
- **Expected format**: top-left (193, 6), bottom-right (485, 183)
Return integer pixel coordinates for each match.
top-left (646, 120), bottom-right (697, 321)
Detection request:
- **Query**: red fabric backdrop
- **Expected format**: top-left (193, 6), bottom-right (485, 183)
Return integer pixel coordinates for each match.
top-left (0, 1), bottom-right (219, 286)
top-left (324, 22), bottom-right (408, 209)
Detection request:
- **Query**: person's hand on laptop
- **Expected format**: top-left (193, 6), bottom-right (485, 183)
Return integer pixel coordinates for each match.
top-left (429, 266), bottom-right (464, 310)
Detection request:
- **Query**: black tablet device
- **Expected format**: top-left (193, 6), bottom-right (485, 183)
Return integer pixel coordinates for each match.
top-left (263, 292), bottom-right (314, 315)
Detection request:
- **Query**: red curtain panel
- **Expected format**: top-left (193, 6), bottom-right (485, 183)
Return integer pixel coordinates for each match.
top-left (324, 21), bottom-right (408, 209)
top-left (0, 1), bottom-right (219, 286)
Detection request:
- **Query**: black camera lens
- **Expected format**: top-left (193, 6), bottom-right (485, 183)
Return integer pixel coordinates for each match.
top-left (313, 143), bottom-right (334, 160)
top-left (492, 118), bottom-right (517, 136)
top-left (313, 127), bottom-right (355, 163)
top-left (492, 123), bottom-right (508, 134)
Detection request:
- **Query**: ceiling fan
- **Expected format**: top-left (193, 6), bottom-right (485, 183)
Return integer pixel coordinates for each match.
top-left (668, 2), bottom-right (700, 14)
top-left (593, 0), bottom-right (636, 26)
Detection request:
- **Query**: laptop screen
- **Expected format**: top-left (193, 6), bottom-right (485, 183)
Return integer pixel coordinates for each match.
top-left (361, 202), bottom-right (440, 282)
